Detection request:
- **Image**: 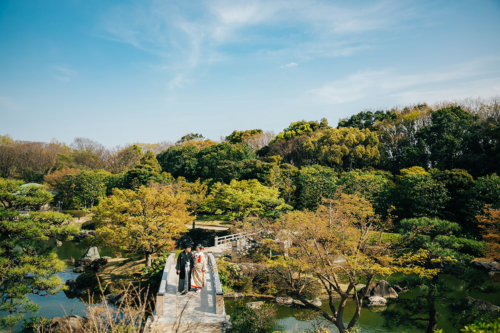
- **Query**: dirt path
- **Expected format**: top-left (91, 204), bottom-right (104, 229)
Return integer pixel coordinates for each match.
top-left (185, 224), bottom-right (229, 231)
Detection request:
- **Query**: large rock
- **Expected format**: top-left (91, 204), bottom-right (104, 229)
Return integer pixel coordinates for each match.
top-left (309, 298), bottom-right (322, 307)
top-left (65, 279), bottom-right (89, 295)
top-left (81, 246), bottom-right (100, 260)
top-left (393, 285), bottom-right (408, 293)
top-left (276, 296), bottom-right (293, 305)
top-left (359, 280), bottom-right (398, 299)
top-left (237, 263), bottom-right (267, 279)
top-left (246, 301), bottom-right (264, 309)
top-left (366, 296), bottom-right (387, 307)
top-left (224, 292), bottom-right (244, 298)
top-left (472, 260), bottom-right (500, 276)
top-left (73, 271), bottom-right (99, 294)
top-left (75, 259), bottom-right (93, 268)
top-left (75, 247), bottom-right (100, 267)
top-left (72, 230), bottom-right (96, 242)
top-left (73, 267), bottom-right (85, 273)
top-left (458, 297), bottom-right (500, 313)
top-left (293, 299), bottom-right (305, 306)
top-left (292, 298), bottom-right (322, 307)
top-left (106, 293), bottom-right (124, 305)
top-left (91, 257), bottom-right (109, 271)
top-left (65, 280), bottom-right (77, 293)
top-left (49, 315), bottom-right (88, 333)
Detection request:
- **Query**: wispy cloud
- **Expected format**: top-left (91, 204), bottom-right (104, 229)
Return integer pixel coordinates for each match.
top-left (53, 66), bottom-right (77, 82)
top-left (98, 0), bottom-right (428, 89)
top-left (307, 58), bottom-right (500, 104)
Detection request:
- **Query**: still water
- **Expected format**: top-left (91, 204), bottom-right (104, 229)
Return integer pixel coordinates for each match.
top-left (11, 242), bottom-right (500, 332)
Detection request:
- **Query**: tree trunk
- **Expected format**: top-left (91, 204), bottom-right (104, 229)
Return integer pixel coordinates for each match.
top-left (426, 276), bottom-right (439, 333)
top-left (336, 297), bottom-right (348, 333)
top-left (192, 220), bottom-right (195, 229)
top-left (145, 252), bottom-right (152, 267)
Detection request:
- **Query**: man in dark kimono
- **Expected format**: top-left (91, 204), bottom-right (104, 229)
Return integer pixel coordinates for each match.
top-left (176, 245), bottom-right (194, 295)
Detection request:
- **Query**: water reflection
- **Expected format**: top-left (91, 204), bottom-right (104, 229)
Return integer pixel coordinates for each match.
top-left (6, 241), bottom-right (500, 333)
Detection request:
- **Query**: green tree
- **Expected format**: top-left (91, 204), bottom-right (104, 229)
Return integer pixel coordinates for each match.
top-left (177, 133), bottom-right (204, 144)
top-left (139, 150), bottom-right (161, 173)
top-left (338, 169), bottom-right (393, 216)
top-left (265, 157), bottom-right (298, 205)
top-left (0, 180), bottom-right (53, 210)
top-left (197, 143), bottom-right (256, 180)
top-left (294, 165), bottom-right (337, 210)
top-left (430, 169), bottom-right (475, 235)
top-left (157, 142), bottom-right (258, 182)
top-left (417, 106), bottom-right (479, 171)
top-left (385, 217), bottom-right (484, 333)
top-left (123, 151), bottom-right (167, 189)
top-left (392, 167), bottom-right (449, 221)
top-left (93, 185), bottom-right (192, 267)
top-left (108, 144), bottom-right (143, 173)
top-left (156, 144), bottom-right (200, 181)
top-left (204, 179), bottom-right (292, 221)
top-left (464, 174), bottom-right (500, 236)
top-left (0, 179), bottom-right (76, 331)
top-left (226, 129), bottom-right (263, 144)
top-left (303, 127), bottom-right (380, 171)
top-left (55, 170), bottom-right (109, 209)
top-left (78, 170), bottom-right (109, 209)
top-left (374, 104), bottom-right (431, 172)
top-left (338, 110), bottom-right (397, 130)
top-left (270, 118), bottom-right (330, 144)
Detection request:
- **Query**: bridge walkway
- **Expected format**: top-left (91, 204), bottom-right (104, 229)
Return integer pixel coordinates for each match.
top-left (147, 251), bottom-right (229, 333)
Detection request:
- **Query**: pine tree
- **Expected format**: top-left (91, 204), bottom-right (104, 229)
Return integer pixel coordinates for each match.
top-left (0, 179), bottom-right (76, 331)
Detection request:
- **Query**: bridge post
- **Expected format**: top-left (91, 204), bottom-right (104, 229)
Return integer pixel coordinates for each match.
top-left (214, 236), bottom-right (219, 246)
top-left (156, 251), bottom-right (175, 316)
top-left (208, 252), bottom-right (225, 315)
top-left (231, 242), bottom-right (238, 261)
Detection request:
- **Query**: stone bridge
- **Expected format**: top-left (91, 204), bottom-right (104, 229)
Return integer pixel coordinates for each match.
top-left (146, 251), bottom-right (229, 333)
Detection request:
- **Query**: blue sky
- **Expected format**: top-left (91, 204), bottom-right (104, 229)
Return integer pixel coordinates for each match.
top-left (1, 0), bottom-right (499, 146)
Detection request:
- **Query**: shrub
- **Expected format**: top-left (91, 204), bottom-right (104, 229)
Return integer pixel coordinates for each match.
top-left (81, 220), bottom-right (97, 230)
top-left (295, 276), bottom-right (323, 300)
top-left (62, 210), bottom-right (87, 219)
top-left (460, 318), bottom-right (500, 332)
top-left (228, 301), bottom-right (278, 333)
top-left (21, 316), bottom-right (50, 333)
top-left (253, 269), bottom-right (280, 296)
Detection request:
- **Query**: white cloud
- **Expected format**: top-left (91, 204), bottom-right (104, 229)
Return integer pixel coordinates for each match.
top-left (285, 62), bottom-right (297, 67)
top-left (307, 58), bottom-right (500, 105)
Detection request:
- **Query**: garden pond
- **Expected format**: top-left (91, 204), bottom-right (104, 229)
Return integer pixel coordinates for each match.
top-left (8, 242), bottom-right (500, 332)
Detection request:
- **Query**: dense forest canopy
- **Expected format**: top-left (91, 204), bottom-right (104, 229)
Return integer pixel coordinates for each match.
top-left (1, 96), bottom-right (500, 238)
top-left (2, 95), bottom-right (500, 333)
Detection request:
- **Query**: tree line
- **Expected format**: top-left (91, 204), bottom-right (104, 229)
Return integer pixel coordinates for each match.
top-left (1, 95), bottom-right (500, 332)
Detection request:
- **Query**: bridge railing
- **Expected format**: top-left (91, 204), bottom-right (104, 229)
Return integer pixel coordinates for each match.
top-left (207, 252), bottom-right (225, 315)
top-left (155, 251), bottom-right (175, 316)
top-left (214, 231), bottom-right (258, 248)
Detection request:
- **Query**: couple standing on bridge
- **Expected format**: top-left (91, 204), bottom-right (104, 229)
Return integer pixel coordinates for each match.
top-left (175, 244), bottom-right (207, 295)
